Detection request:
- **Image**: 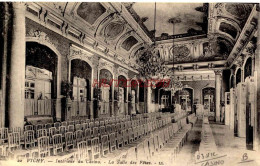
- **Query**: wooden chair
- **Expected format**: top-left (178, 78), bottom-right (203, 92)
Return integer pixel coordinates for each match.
top-left (48, 127), bottom-right (56, 144)
top-left (143, 139), bottom-right (150, 160)
top-left (158, 130), bottom-right (164, 149)
top-left (111, 124), bottom-right (116, 133)
top-left (104, 120), bottom-right (109, 126)
top-left (9, 127), bottom-right (22, 136)
top-left (7, 132), bottom-right (21, 152)
top-left (54, 122), bottom-right (61, 130)
top-left (128, 128), bottom-right (134, 143)
top-left (58, 126), bottom-right (66, 137)
top-left (75, 120), bottom-right (80, 125)
top-left (67, 125), bottom-right (74, 132)
top-left (52, 134), bottom-right (64, 155)
top-left (84, 128), bottom-right (92, 141)
top-left (89, 122), bottom-right (94, 129)
top-left (116, 131), bottom-right (123, 149)
top-left (99, 121), bottom-right (105, 126)
top-left (7, 132), bottom-right (31, 159)
top-left (90, 137), bottom-right (100, 160)
top-left (108, 133), bottom-right (116, 152)
top-left (76, 141), bottom-right (88, 160)
top-left (75, 124), bottom-right (82, 131)
top-left (33, 136), bottom-right (50, 158)
top-left (105, 125), bottom-right (112, 134)
top-left (100, 135), bottom-right (109, 156)
top-left (122, 129), bottom-right (128, 146)
top-left (61, 121), bottom-right (67, 127)
top-left (99, 126), bottom-right (106, 136)
top-left (116, 123), bottom-right (121, 132)
top-left (68, 121), bottom-right (74, 126)
top-left (75, 130), bottom-right (84, 146)
top-left (120, 122), bottom-right (125, 130)
top-left (65, 132), bottom-right (74, 151)
top-left (94, 121), bottom-right (99, 127)
top-left (133, 127), bottom-right (138, 140)
top-left (153, 134), bottom-right (159, 152)
top-left (82, 123), bottom-right (89, 131)
top-left (45, 123), bottom-right (52, 130)
top-left (24, 125), bottom-right (33, 131)
top-left (92, 127), bottom-right (99, 138)
top-left (36, 129), bottom-right (48, 138)
top-left (148, 137), bottom-right (155, 157)
top-left (0, 128), bottom-right (8, 142)
top-left (35, 124), bottom-right (43, 131)
top-left (23, 130), bottom-right (36, 149)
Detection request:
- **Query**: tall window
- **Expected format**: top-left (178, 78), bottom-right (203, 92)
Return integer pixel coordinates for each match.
top-left (72, 77), bottom-right (87, 102)
top-left (161, 95), bottom-right (169, 106)
top-left (25, 80), bottom-right (35, 99)
top-left (25, 66), bottom-right (52, 100)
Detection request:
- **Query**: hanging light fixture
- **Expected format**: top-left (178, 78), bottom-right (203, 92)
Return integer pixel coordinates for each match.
top-left (164, 17), bottom-right (183, 94)
top-left (135, 3), bottom-right (182, 93)
top-left (136, 2), bottom-right (168, 79)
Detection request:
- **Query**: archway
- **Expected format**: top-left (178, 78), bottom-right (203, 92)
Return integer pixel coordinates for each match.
top-left (230, 75), bottom-right (234, 89)
top-left (118, 75), bottom-right (127, 115)
top-left (244, 57), bottom-right (252, 79)
top-left (98, 69), bottom-right (113, 118)
top-left (69, 59), bottom-right (92, 119)
top-left (155, 81), bottom-right (172, 112)
top-left (202, 87), bottom-right (215, 118)
top-left (138, 80), bottom-right (145, 113)
top-left (130, 80), bottom-right (138, 114)
top-left (235, 68), bottom-right (242, 85)
top-left (25, 42), bottom-right (58, 119)
top-left (179, 88), bottom-right (193, 112)
top-left (244, 57), bottom-right (253, 149)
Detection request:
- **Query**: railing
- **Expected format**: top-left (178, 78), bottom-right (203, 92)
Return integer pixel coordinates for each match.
top-left (70, 101), bottom-right (92, 117)
top-left (24, 99), bottom-right (54, 116)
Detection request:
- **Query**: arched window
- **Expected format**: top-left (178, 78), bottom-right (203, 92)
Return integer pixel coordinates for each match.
top-left (236, 68), bottom-right (242, 85)
top-left (244, 57), bottom-right (252, 79)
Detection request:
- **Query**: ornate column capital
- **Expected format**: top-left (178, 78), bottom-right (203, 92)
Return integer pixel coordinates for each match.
top-left (214, 70), bottom-right (222, 75)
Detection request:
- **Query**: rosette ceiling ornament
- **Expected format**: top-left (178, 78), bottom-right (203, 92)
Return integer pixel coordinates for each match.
top-left (135, 3), bottom-right (183, 93)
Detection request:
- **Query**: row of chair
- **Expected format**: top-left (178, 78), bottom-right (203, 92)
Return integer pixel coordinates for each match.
top-left (0, 113), bottom-right (174, 160)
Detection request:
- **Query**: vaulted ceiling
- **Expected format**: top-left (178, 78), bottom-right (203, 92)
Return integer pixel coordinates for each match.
top-left (38, 2), bottom-right (255, 67)
top-left (124, 3), bottom-right (208, 40)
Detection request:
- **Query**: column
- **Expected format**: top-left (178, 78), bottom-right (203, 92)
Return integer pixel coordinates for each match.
top-left (136, 81), bottom-right (139, 114)
top-left (1, 3), bottom-right (10, 127)
top-left (146, 81), bottom-right (151, 113)
top-left (255, 5), bottom-right (260, 152)
top-left (8, 3), bottom-right (26, 130)
top-left (214, 70), bottom-right (222, 122)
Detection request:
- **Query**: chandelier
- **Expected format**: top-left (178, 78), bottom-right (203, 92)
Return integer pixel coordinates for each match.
top-left (136, 3), bottom-right (183, 93)
top-left (136, 2), bottom-right (168, 79)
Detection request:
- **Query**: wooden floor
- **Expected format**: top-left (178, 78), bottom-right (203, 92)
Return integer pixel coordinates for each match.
top-left (172, 117), bottom-right (260, 166)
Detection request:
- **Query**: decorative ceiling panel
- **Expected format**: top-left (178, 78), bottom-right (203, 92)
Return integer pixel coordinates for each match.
top-left (219, 22), bottom-right (238, 39)
top-left (124, 3), bottom-right (208, 41)
top-left (77, 2), bottom-right (106, 25)
top-left (121, 36), bottom-right (138, 51)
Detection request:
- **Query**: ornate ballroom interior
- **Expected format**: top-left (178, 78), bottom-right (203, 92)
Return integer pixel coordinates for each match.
top-left (0, 2), bottom-right (260, 165)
